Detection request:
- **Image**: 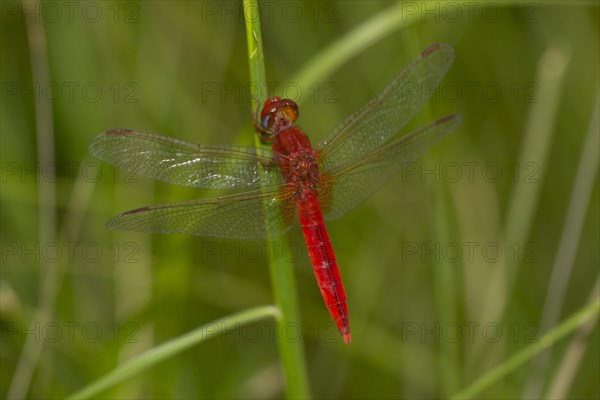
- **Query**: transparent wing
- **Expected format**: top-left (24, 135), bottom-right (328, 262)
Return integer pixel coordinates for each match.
top-left (317, 43), bottom-right (455, 169)
top-left (319, 114), bottom-right (462, 220)
top-left (106, 186), bottom-right (297, 239)
top-left (89, 129), bottom-right (282, 189)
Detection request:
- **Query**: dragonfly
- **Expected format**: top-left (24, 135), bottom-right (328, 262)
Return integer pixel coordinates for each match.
top-left (90, 43), bottom-right (462, 344)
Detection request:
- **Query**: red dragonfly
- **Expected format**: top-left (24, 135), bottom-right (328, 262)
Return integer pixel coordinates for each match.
top-left (90, 43), bottom-right (461, 344)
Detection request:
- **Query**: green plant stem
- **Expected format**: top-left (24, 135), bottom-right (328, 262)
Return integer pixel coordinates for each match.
top-left (451, 298), bottom-right (600, 400)
top-left (243, 0), bottom-right (311, 398)
top-left (67, 306), bottom-right (279, 400)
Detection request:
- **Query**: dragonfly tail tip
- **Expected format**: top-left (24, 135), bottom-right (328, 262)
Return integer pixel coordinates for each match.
top-left (343, 331), bottom-right (352, 344)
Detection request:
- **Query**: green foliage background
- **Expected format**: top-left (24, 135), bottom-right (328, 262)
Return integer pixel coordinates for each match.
top-left (1, 1), bottom-right (598, 399)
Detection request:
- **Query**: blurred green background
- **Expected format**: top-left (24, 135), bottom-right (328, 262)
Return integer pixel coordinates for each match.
top-left (1, 1), bottom-right (598, 399)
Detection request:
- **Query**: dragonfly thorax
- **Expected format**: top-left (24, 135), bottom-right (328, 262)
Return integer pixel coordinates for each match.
top-left (288, 150), bottom-right (320, 191)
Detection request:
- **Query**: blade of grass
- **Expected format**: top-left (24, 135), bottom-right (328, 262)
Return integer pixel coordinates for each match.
top-left (243, 1), bottom-right (311, 398)
top-left (479, 42), bottom-right (571, 330)
top-left (67, 306), bottom-right (279, 400)
top-left (523, 87), bottom-right (600, 398)
top-left (290, 1), bottom-right (437, 104)
top-left (451, 297), bottom-right (600, 400)
top-left (433, 183), bottom-right (461, 397)
top-left (545, 276), bottom-right (600, 399)
top-left (8, 1), bottom-right (57, 397)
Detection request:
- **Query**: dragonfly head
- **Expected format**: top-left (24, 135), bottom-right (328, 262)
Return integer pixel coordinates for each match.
top-left (260, 97), bottom-right (299, 131)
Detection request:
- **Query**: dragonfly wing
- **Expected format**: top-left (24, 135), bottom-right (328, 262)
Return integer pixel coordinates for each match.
top-left (320, 114), bottom-right (462, 220)
top-left (89, 129), bottom-right (282, 189)
top-left (317, 43), bottom-right (455, 169)
top-left (106, 186), bottom-right (297, 239)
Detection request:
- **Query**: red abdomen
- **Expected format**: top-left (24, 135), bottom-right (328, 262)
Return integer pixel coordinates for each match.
top-left (297, 190), bottom-right (351, 344)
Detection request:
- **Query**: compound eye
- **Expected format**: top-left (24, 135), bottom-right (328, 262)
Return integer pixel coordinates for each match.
top-left (260, 96), bottom-right (281, 123)
top-left (261, 114), bottom-right (271, 130)
top-left (281, 105), bottom-right (298, 123)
